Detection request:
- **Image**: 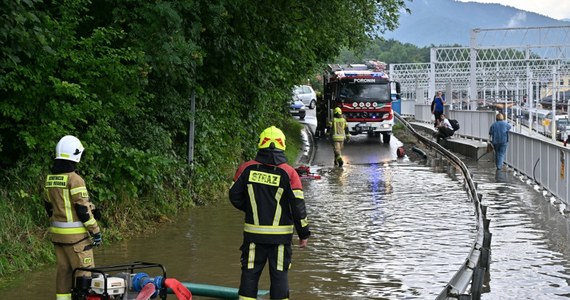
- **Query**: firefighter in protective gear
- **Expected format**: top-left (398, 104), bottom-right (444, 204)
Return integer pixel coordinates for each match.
top-left (330, 107), bottom-right (349, 167)
top-left (43, 135), bottom-right (102, 300)
top-left (230, 126), bottom-right (310, 300)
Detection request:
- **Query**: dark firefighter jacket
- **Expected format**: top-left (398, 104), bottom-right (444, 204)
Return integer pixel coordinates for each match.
top-left (229, 149), bottom-right (310, 245)
top-left (44, 161), bottom-right (100, 244)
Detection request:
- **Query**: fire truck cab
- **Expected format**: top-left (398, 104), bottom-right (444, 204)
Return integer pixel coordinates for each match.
top-left (318, 60), bottom-right (401, 144)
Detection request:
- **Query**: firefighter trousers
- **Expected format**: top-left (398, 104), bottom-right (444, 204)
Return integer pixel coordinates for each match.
top-left (54, 238), bottom-right (95, 298)
top-left (333, 141), bottom-right (345, 165)
top-left (238, 242), bottom-right (292, 300)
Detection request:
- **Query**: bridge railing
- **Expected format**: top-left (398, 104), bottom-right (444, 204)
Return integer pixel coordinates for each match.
top-left (398, 98), bottom-right (569, 298)
top-left (508, 132), bottom-right (570, 207)
top-left (403, 100), bottom-right (496, 141)
top-left (401, 98), bottom-right (570, 210)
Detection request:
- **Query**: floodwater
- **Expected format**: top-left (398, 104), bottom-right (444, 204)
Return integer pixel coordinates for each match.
top-left (471, 162), bottom-right (570, 299)
top-left (2, 148), bottom-right (570, 299)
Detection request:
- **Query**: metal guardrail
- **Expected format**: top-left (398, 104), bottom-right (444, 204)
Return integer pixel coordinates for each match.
top-left (508, 131), bottom-right (570, 208)
top-left (404, 100), bottom-right (496, 141)
top-left (402, 98), bottom-right (569, 206)
top-left (447, 110), bottom-right (496, 141)
top-left (395, 112), bottom-right (491, 299)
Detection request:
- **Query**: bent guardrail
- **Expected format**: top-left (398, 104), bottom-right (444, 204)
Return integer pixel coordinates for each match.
top-left (395, 112), bottom-right (492, 299)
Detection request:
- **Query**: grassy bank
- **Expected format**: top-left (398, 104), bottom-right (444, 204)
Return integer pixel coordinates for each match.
top-left (0, 119), bottom-right (303, 284)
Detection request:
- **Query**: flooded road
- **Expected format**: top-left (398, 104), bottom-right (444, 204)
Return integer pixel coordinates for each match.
top-left (2, 160), bottom-right (476, 299)
top-left (2, 112), bottom-right (570, 299)
top-left (294, 162), bottom-right (475, 298)
top-left (470, 161), bottom-right (570, 299)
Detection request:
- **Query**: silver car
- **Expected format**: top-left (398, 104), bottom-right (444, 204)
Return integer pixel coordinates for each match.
top-left (292, 85), bottom-right (317, 109)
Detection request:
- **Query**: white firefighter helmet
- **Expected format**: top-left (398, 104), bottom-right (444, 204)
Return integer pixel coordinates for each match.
top-left (55, 135), bottom-right (84, 163)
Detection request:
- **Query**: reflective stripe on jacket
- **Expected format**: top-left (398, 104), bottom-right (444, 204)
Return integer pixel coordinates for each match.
top-left (229, 160), bottom-right (310, 244)
top-left (44, 172), bottom-right (99, 244)
top-left (332, 117), bottom-right (347, 142)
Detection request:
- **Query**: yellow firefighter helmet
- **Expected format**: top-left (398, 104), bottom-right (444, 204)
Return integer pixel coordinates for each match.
top-left (258, 126), bottom-right (286, 151)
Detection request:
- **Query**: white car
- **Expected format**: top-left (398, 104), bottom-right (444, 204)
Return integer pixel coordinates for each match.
top-left (292, 85), bottom-right (317, 109)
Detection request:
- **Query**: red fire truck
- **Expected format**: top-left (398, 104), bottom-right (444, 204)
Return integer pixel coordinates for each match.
top-left (318, 61), bottom-right (401, 143)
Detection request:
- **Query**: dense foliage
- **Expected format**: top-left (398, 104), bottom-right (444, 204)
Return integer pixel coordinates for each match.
top-left (0, 0), bottom-right (408, 276)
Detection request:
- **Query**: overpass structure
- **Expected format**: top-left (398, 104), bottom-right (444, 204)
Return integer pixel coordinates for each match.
top-left (389, 25), bottom-right (570, 113)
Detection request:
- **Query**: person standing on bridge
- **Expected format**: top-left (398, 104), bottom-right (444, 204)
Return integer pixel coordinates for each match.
top-left (229, 126), bottom-right (310, 300)
top-left (489, 113), bottom-right (512, 171)
top-left (330, 107), bottom-right (350, 167)
top-left (431, 91), bottom-right (446, 127)
top-left (43, 135), bottom-right (102, 300)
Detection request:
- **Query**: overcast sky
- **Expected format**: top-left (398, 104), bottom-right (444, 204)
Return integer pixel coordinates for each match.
top-left (458, 0), bottom-right (570, 20)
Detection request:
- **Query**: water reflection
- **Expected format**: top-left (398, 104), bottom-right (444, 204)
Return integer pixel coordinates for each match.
top-left (494, 169), bottom-right (509, 183)
top-left (296, 163), bottom-right (474, 299)
top-left (468, 162), bottom-right (570, 299)
top-left (3, 161), bottom-right (570, 299)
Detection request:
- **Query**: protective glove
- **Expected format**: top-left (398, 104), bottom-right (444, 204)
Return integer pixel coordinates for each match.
top-left (91, 232), bottom-right (102, 247)
top-left (345, 136), bottom-right (350, 143)
top-left (92, 208), bottom-right (102, 220)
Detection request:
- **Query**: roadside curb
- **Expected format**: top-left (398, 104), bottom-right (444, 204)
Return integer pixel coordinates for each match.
top-left (296, 125), bottom-right (315, 166)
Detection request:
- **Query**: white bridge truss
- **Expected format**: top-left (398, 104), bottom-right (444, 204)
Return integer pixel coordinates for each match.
top-left (389, 25), bottom-right (570, 110)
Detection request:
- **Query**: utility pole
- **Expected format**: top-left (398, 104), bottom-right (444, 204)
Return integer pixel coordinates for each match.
top-left (188, 91), bottom-right (196, 166)
top-left (552, 65), bottom-right (557, 142)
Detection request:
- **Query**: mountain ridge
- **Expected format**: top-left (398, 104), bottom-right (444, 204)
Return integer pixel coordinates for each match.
top-left (383, 0), bottom-right (570, 47)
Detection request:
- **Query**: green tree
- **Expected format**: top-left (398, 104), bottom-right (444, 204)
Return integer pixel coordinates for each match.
top-left (0, 0), bottom-right (409, 277)
top-left (337, 38), bottom-right (431, 64)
